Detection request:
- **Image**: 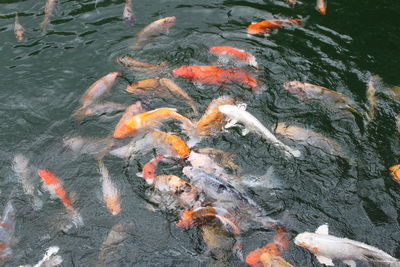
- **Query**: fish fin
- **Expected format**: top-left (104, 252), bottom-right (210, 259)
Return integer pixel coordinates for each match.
top-left (241, 127), bottom-right (249, 136)
top-left (135, 172), bottom-right (143, 178)
top-left (316, 255), bottom-right (334, 266)
top-left (237, 103), bottom-right (247, 110)
top-left (343, 260), bottom-right (356, 267)
top-left (315, 224), bottom-right (329, 235)
top-left (224, 119), bottom-right (238, 129)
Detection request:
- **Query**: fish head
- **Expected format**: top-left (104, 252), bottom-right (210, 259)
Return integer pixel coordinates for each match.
top-left (283, 81), bottom-right (306, 99)
top-left (173, 141), bottom-right (191, 158)
top-left (161, 16), bottom-right (176, 28)
top-left (172, 66), bottom-right (194, 79)
top-left (176, 209), bottom-right (194, 228)
top-left (294, 232), bottom-right (318, 252)
top-left (182, 166), bottom-right (195, 179)
top-left (218, 104), bottom-right (236, 116)
top-left (113, 123), bottom-right (136, 139)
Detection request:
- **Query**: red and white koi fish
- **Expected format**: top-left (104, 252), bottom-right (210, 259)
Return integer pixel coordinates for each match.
top-left (37, 169), bottom-right (82, 226)
top-left (209, 46), bottom-right (257, 68)
top-left (79, 72), bottom-right (122, 108)
top-left (14, 13), bottom-right (24, 42)
top-left (98, 161), bottom-right (121, 215)
top-left (133, 16), bottom-right (176, 48)
top-left (40, 0), bottom-right (57, 31)
top-left (140, 155), bottom-right (165, 185)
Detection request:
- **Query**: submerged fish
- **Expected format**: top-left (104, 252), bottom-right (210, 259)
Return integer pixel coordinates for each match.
top-left (133, 16), bottom-right (176, 48)
top-left (316, 0), bottom-right (327, 15)
top-left (123, 0), bottom-right (135, 25)
top-left (140, 155), bottom-right (165, 184)
top-left (14, 13), bottom-right (24, 42)
top-left (389, 164), bottom-right (400, 183)
top-left (201, 225), bottom-right (235, 261)
top-left (73, 102), bottom-right (126, 120)
top-left (110, 130), bottom-right (190, 159)
top-left (152, 175), bottom-right (199, 208)
top-left (0, 198), bottom-right (16, 264)
top-left (194, 148), bottom-right (239, 171)
top-left (96, 222), bottom-right (135, 267)
top-left (275, 122), bottom-right (341, 156)
top-left (209, 46), bottom-right (258, 68)
top-left (79, 72), bottom-right (122, 108)
top-left (116, 56), bottom-right (167, 73)
top-left (37, 169), bottom-right (83, 226)
top-left (20, 246), bottom-right (63, 267)
top-left (366, 75), bottom-right (380, 120)
top-left (113, 107), bottom-right (193, 139)
top-left (287, 0), bottom-right (296, 8)
top-left (283, 81), bottom-right (358, 115)
top-left (219, 105), bottom-right (301, 158)
top-left (12, 155), bottom-right (43, 209)
top-left (294, 224), bottom-right (399, 266)
top-left (247, 19), bottom-right (301, 35)
top-left (40, 0), bottom-right (57, 31)
top-left (98, 161), bottom-right (121, 215)
top-left (173, 65), bottom-right (259, 91)
top-left (189, 96), bottom-right (235, 140)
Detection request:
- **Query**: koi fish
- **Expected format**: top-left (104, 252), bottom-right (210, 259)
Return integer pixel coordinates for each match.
top-left (126, 78), bottom-right (198, 115)
top-left (275, 122), bottom-right (341, 156)
top-left (201, 225), bottom-right (235, 261)
top-left (40, 0), bottom-right (57, 31)
top-left (287, 0), bottom-right (296, 8)
top-left (177, 206), bottom-right (240, 235)
top-left (316, 0), bottom-right (327, 15)
top-left (219, 104), bottom-right (301, 158)
top-left (183, 167), bottom-right (278, 228)
top-left (114, 101), bottom-right (144, 132)
top-left (389, 164), bottom-right (400, 183)
top-left (246, 227), bottom-right (290, 266)
top-left (117, 56), bottom-right (168, 73)
top-left (247, 19), bottom-right (301, 35)
top-left (98, 160), bottom-right (121, 215)
top-left (193, 147), bottom-right (239, 171)
top-left (152, 175), bottom-right (199, 208)
top-left (73, 102), bottom-right (126, 120)
top-left (366, 75), bottom-right (380, 120)
top-left (113, 107), bottom-right (193, 139)
top-left (172, 65), bottom-right (259, 91)
top-left (97, 222), bottom-right (135, 266)
top-left (189, 96), bottom-right (235, 141)
top-left (37, 169), bottom-right (82, 226)
top-left (123, 0), bottom-right (135, 25)
top-left (110, 130), bottom-right (190, 159)
top-left (12, 155), bottom-right (43, 209)
top-left (140, 155), bottom-right (165, 184)
top-left (187, 151), bottom-right (227, 179)
top-left (79, 72), bottom-right (122, 108)
top-left (295, 224), bottom-right (399, 266)
top-left (20, 246), bottom-right (63, 267)
top-left (63, 136), bottom-right (114, 160)
top-left (133, 16), bottom-right (176, 48)
top-left (14, 13), bottom-right (24, 42)
top-left (283, 81), bottom-right (359, 115)
top-left (0, 198), bottom-right (16, 264)
top-left (209, 46), bottom-right (258, 68)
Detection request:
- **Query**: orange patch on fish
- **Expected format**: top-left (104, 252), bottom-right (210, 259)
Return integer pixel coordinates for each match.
top-left (149, 130), bottom-right (191, 158)
top-left (142, 154), bottom-right (165, 183)
top-left (247, 19), bottom-right (301, 35)
top-left (209, 46), bottom-right (257, 67)
top-left (389, 164), bottom-right (400, 183)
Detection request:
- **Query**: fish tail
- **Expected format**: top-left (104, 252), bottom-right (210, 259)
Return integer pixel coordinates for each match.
top-left (233, 236), bottom-right (244, 262)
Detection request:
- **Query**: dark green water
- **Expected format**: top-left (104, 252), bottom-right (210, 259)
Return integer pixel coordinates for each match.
top-left (1, 0), bottom-right (400, 266)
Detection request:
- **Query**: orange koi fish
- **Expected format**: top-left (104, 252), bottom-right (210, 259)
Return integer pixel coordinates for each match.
top-left (115, 101), bottom-right (144, 130)
top-left (140, 155), bottom-right (165, 184)
top-left (14, 13), bottom-right (24, 42)
top-left (246, 226), bottom-right (289, 266)
top-left (177, 206), bottom-right (240, 235)
top-left (390, 164), bottom-right (400, 183)
top-left (209, 46), bottom-right (257, 68)
top-left (247, 19), bottom-right (301, 35)
top-left (173, 65), bottom-right (259, 91)
top-left (113, 108), bottom-right (193, 139)
top-left (79, 72), bottom-right (122, 108)
top-left (98, 160), bottom-right (121, 215)
top-left (117, 56), bottom-right (167, 73)
top-left (133, 16), bottom-right (176, 48)
top-left (153, 175), bottom-right (199, 208)
top-left (316, 0), bottom-right (327, 15)
top-left (40, 0), bottom-right (57, 31)
top-left (149, 130), bottom-right (191, 158)
top-left (191, 96), bottom-right (235, 138)
top-left (37, 169), bottom-right (82, 224)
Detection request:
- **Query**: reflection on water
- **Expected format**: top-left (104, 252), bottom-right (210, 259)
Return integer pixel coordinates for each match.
top-left (0, 0), bottom-right (399, 266)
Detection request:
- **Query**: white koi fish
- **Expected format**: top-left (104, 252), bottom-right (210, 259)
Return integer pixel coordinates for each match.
top-left (294, 224), bottom-right (399, 267)
top-left (218, 104), bottom-right (301, 158)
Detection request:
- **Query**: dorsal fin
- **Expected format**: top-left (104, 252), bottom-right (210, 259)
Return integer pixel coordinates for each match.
top-left (315, 224), bottom-right (329, 235)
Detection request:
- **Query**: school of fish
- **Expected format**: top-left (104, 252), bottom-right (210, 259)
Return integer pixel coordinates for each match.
top-left (1, 0), bottom-right (399, 266)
